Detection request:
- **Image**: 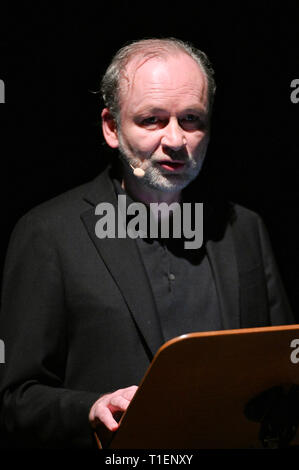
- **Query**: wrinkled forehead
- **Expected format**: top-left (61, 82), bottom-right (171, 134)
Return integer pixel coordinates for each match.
top-left (118, 52), bottom-right (209, 108)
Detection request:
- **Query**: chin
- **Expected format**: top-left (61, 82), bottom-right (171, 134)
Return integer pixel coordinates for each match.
top-left (143, 171), bottom-right (195, 193)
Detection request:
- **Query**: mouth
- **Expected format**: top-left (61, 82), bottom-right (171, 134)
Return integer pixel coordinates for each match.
top-left (156, 160), bottom-right (186, 172)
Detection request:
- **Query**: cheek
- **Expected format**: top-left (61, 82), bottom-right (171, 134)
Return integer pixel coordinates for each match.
top-left (188, 133), bottom-right (209, 153)
top-left (123, 127), bottom-right (160, 154)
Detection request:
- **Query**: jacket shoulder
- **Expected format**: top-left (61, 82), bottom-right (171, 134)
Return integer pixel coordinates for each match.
top-left (6, 173), bottom-right (112, 248)
top-left (15, 170), bottom-right (113, 228)
top-left (25, 180), bottom-right (94, 220)
top-left (230, 203), bottom-right (263, 226)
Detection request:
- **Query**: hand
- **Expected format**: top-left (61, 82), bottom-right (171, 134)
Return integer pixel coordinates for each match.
top-left (89, 385), bottom-right (138, 432)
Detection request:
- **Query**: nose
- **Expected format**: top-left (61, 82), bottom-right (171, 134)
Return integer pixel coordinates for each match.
top-left (161, 119), bottom-right (186, 151)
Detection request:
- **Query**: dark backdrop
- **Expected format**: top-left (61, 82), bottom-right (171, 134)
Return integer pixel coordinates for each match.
top-left (0, 1), bottom-right (299, 320)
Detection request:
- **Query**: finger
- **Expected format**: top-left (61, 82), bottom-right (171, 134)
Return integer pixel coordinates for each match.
top-left (109, 395), bottom-right (131, 412)
top-left (95, 405), bottom-right (119, 432)
top-left (121, 385), bottom-right (138, 401)
top-left (89, 385), bottom-right (138, 431)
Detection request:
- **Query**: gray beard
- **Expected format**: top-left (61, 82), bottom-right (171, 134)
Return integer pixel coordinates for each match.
top-left (118, 142), bottom-right (204, 193)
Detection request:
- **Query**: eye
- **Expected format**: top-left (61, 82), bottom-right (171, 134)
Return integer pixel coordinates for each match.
top-left (142, 116), bottom-right (158, 126)
top-left (180, 114), bottom-right (206, 130)
top-left (183, 114), bottom-right (199, 122)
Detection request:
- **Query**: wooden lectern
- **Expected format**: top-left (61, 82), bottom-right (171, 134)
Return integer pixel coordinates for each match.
top-left (96, 325), bottom-right (299, 449)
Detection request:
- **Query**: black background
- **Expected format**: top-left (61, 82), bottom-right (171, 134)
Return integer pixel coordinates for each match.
top-left (0, 1), bottom-right (299, 320)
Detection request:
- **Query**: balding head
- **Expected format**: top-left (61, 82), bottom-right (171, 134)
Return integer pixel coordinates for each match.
top-left (101, 38), bottom-right (216, 126)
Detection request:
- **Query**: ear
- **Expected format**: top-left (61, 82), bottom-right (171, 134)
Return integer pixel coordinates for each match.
top-left (101, 108), bottom-right (119, 148)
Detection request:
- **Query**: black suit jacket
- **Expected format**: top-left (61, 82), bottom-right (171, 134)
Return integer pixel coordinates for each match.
top-left (0, 167), bottom-right (294, 448)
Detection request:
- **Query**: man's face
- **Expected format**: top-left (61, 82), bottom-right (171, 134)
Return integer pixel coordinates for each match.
top-left (112, 53), bottom-right (210, 193)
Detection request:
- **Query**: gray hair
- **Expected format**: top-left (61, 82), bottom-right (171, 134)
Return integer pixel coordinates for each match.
top-left (100, 37), bottom-right (216, 125)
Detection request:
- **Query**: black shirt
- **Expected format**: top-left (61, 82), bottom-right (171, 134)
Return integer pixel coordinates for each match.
top-left (113, 178), bottom-right (222, 342)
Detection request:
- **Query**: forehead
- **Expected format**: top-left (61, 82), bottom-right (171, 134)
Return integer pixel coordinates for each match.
top-left (120, 53), bottom-right (209, 112)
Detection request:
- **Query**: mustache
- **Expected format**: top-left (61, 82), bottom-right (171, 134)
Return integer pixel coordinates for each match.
top-left (152, 149), bottom-right (190, 163)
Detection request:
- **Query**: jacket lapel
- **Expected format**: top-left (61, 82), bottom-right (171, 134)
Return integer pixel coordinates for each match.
top-left (206, 220), bottom-right (240, 330)
top-left (80, 169), bottom-right (164, 359)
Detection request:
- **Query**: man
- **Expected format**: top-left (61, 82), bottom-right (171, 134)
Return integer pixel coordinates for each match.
top-left (0, 38), bottom-right (294, 449)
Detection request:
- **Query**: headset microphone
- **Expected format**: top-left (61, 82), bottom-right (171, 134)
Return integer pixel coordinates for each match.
top-left (129, 164), bottom-right (145, 178)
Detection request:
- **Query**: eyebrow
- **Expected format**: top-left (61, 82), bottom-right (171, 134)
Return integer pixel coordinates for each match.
top-left (134, 106), bottom-right (208, 117)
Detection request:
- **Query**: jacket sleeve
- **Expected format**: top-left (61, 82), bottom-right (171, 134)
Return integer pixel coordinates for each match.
top-left (0, 213), bottom-right (99, 448)
top-left (257, 215), bottom-right (295, 326)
